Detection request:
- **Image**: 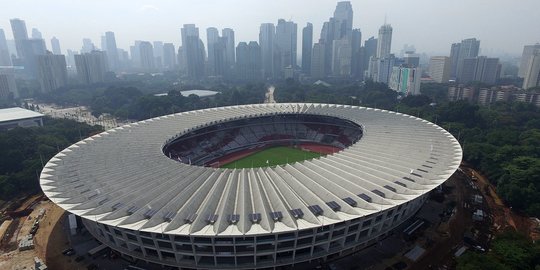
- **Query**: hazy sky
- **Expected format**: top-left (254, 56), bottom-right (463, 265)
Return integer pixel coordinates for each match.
top-left (1, 0), bottom-right (539, 57)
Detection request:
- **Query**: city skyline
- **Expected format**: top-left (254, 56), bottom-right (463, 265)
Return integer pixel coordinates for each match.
top-left (0, 0), bottom-right (539, 57)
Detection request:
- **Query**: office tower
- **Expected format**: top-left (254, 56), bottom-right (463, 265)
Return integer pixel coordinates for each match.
top-left (449, 43), bottom-right (461, 78)
top-left (117, 48), bottom-right (129, 68)
top-left (37, 53), bottom-right (68, 92)
top-left (0, 29), bottom-right (12, 66)
top-left (375, 55), bottom-right (395, 84)
top-left (222, 28), bottom-right (235, 75)
top-left (455, 38), bottom-right (480, 81)
top-left (153, 41), bottom-right (164, 70)
top-left (206, 27), bottom-right (220, 76)
top-left (10, 18), bottom-right (28, 59)
top-left (74, 51), bottom-right (109, 84)
top-left (363, 37), bottom-right (377, 78)
top-left (139, 41), bottom-right (155, 72)
top-left (333, 1), bottom-right (354, 38)
top-left (332, 39), bottom-right (351, 76)
top-left (103, 32), bottom-right (119, 70)
top-left (459, 56), bottom-right (500, 84)
top-left (236, 41), bottom-right (261, 81)
top-left (130, 41), bottom-right (142, 68)
top-left (21, 39), bottom-right (46, 77)
top-left (275, 19), bottom-right (297, 77)
top-left (162, 43), bottom-right (176, 70)
top-left (301, 23), bottom-right (313, 75)
top-left (376, 24), bottom-right (392, 58)
top-left (81, 38), bottom-right (96, 53)
top-left (389, 66), bottom-right (421, 95)
top-left (473, 56), bottom-right (500, 84)
top-left (403, 52), bottom-right (420, 67)
top-left (523, 49), bottom-right (540, 89)
top-left (310, 42), bottom-right (326, 79)
top-left (518, 44), bottom-right (540, 78)
top-left (351, 29), bottom-right (363, 79)
top-left (0, 69), bottom-right (18, 99)
top-left (66, 49), bottom-right (76, 68)
top-left (181, 24), bottom-right (205, 79)
top-left (50, 37), bottom-right (61, 55)
top-left (31, 28), bottom-right (42, 39)
top-left (259, 23), bottom-right (275, 79)
top-left (429, 56), bottom-right (451, 83)
top-left (177, 46), bottom-right (186, 74)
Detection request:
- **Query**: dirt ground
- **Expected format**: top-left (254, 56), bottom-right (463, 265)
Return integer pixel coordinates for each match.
top-left (0, 198), bottom-right (72, 270)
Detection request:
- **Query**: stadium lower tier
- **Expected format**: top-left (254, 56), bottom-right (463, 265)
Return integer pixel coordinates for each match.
top-left (83, 194), bottom-right (426, 269)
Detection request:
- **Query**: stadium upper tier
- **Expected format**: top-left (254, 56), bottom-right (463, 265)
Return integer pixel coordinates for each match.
top-left (163, 113), bottom-right (363, 166)
top-left (40, 103), bottom-right (462, 236)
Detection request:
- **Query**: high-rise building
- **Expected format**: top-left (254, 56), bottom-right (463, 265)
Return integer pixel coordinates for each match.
top-left (0, 69), bottom-right (18, 99)
top-left (177, 46), bottom-right (186, 74)
top-left (455, 38), bottom-right (480, 81)
top-left (429, 56), bottom-right (451, 83)
top-left (74, 51), bottom-right (109, 84)
top-left (259, 23), bottom-right (275, 79)
top-left (363, 37), bottom-right (377, 78)
top-left (459, 56), bottom-right (500, 84)
top-left (10, 18), bottom-right (28, 58)
top-left (206, 27), bottom-right (220, 76)
top-left (274, 19), bottom-right (297, 77)
top-left (21, 39), bottom-right (46, 77)
top-left (235, 41), bottom-right (261, 81)
top-left (403, 52), bottom-right (420, 67)
top-left (376, 24), bottom-right (392, 58)
top-left (518, 44), bottom-right (540, 78)
top-left (104, 32), bottom-right (119, 70)
top-left (181, 24), bottom-right (205, 80)
top-left (449, 43), bottom-right (461, 79)
top-left (37, 53), bottom-right (68, 92)
top-left (0, 29), bottom-right (12, 66)
top-left (301, 23), bottom-right (313, 75)
top-left (162, 43), bottom-right (176, 70)
top-left (153, 41), bottom-right (164, 70)
top-left (31, 28), bottom-right (42, 39)
top-left (523, 49), bottom-right (540, 89)
top-left (389, 66), bottom-right (421, 95)
top-left (139, 41), bottom-right (155, 72)
top-left (310, 42), bottom-right (326, 79)
top-left (81, 38), bottom-right (96, 53)
top-left (222, 28), bottom-right (235, 75)
top-left (50, 37), bottom-right (61, 55)
top-left (333, 1), bottom-right (354, 39)
top-left (331, 39), bottom-right (351, 76)
top-left (351, 29), bottom-right (363, 79)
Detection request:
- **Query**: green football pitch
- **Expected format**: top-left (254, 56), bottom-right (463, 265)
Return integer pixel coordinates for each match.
top-left (220, 146), bottom-right (322, 169)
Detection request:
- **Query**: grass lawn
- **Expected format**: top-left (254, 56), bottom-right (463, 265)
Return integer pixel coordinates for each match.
top-left (220, 146), bottom-right (322, 169)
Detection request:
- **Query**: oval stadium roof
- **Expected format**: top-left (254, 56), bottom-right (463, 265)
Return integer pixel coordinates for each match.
top-left (40, 103), bottom-right (462, 236)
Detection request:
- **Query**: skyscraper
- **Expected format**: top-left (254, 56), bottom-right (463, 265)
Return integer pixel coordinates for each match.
top-left (332, 39), bottom-right (352, 76)
top-left (222, 28), bottom-right (235, 76)
top-left (235, 41), bottom-right (261, 81)
top-left (376, 24), bottom-right (392, 58)
top-left (181, 24), bottom-right (205, 79)
top-left (389, 66), bottom-right (421, 95)
top-left (162, 43), bottom-right (176, 70)
top-left (81, 38), bottom-right (96, 53)
top-left (522, 49), bottom-right (540, 89)
top-left (518, 44), bottom-right (540, 78)
top-left (10, 18), bottom-right (28, 59)
top-left (301, 23), bottom-right (313, 75)
top-left (458, 56), bottom-right (500, 84)
top-left (139, 41), bottom-right (155, 72)
top-left (449, 43), bottom-right (461, 79)
top-left (37, 53), bottom-right (68, 92)
top-left (0, 29), bottom-right (12, 66)
top-left (429, 56), bottom-right (451, 83)
top-left (363, 37), bottom-right (377, 78)
top-left (351, 29), bottom-right (363, 79)
top-left (153, 41), bottom-right (164, 70)
top-left (333, 1), bottom-right (354, 39)
top-left (455, 38), bottom-right (480, 81)
top-left (310, 42), bottom-right (326, 79)
top-left (31, 28), bottom-right (42, 39)
top-left (50, 37), bottom-right (61, 55)
top-left (275, 19), bottom-right (297, 77)
top-left (75, 51), bottom-right (109, 84)
top-left (0, 69), bottom-right (18, 99)
top-left (21, 38), bottom-right (46, 77)
top-left (104, 32), bottom-right (119, 70)
top-left (259, 23), bottom-right (275, 79)
top-left (206, 27), bottom-right (220, 76)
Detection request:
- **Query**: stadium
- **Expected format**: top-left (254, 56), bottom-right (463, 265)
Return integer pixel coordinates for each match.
top-left (40, 103), bottom-right (462, 269)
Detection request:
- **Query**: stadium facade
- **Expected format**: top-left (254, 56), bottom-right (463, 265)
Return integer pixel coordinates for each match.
top-left (40, 103), bottom-right (462, 269)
